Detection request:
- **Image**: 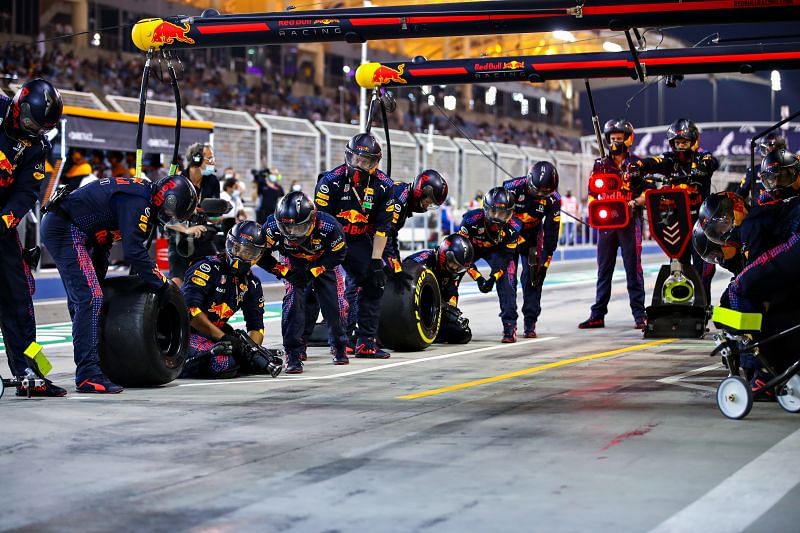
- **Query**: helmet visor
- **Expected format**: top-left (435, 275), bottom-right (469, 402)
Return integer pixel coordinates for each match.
top-left (444, 250), bottom-right (467, 273)
top-left (759, 138), bottom-right (784, 156)
top-left (226, 235), bottom-right (265, 263)
top-left (702, 214), bottom-right (734, 244)
top-left (418, 185), bottom-right (442, 211)
top-left (276, 218), bottom-right (313, 243)
top-left (345, 150), bottom-right (380, 174)
top-left (761, 167), bottom-right (794, 191)
top-left (18, 103), bottom-right (47, 137)
top-left (485, 206), bottom-right (513, 224)
top-left (529, 183), bottom-right (555, 198)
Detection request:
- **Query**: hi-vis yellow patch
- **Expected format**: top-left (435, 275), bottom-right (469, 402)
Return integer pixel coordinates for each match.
top-left (193, 269), bottom-right (210, 281)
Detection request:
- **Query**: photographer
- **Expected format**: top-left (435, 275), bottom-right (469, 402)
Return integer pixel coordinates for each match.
top-left (167, 142), bottom-right (222, 285)
top-left (253, 168), bottom-right (284, 224)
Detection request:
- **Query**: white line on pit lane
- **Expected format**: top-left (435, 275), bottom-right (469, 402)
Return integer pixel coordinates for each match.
top-left (178, 336), bottom-right (559, 388)
top-left (650, 427), bottom-right (800, 533)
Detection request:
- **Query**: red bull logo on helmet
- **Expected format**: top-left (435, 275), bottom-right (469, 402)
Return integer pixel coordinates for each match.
top-left (151, 21), bottom-right (195, 45)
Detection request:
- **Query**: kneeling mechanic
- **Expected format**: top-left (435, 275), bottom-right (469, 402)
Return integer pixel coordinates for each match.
top-left (180, 221), bottom-right (276, 379)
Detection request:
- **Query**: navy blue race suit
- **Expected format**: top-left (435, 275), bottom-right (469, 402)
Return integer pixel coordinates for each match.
top-left (259, 211), bottom-right (348, 360)
top-left (458, 208), bottom-right (522, 332)
top-left (314, 164), bottom-right (394, 345)
top-left (586, 156), bottom-right (652, 324)
top-left (41, 176), bottom-right (167, 385)
top-left (503, 177), bottom-right (561, 333)
top-left (641, 149), bottom-right (720, 301)
top-left (180, 255), bottom-right (265, 378)
top-left (0, 95), bottom-right (50, 377)
top-left (406, 249), bottom-right (471, 343)
top-left (384, 181), bottom-right (414, 273)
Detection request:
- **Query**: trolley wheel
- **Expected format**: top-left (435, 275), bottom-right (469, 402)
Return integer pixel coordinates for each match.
top-left (717, 376), bottom-right (753, 420)
top-left (776, 375), bottom-right (800, 413)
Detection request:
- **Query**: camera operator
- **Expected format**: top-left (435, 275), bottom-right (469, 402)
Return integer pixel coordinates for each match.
top-left (167, 142), bottom-right (222, 286)
top-left (253, 168), bottom-right (284, 224)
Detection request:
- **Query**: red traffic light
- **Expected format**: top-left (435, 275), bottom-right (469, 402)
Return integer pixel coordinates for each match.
top-left (588, 173), bottom-right (622, 196)
top-left (588, 199), bottom-right (630, 229)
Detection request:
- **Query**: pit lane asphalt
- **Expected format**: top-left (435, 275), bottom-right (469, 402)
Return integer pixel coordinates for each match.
top-left (1, 260), bottom-right (799, 533)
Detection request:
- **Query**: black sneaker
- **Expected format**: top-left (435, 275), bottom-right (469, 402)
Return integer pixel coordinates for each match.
top-left (331, 347), bottom-right (349, 365)
top-left (16, 378), bottom-right (67, 397)
top-left (76, 376), bottom-right (123, 394)
top-left (578, 318), bottom-right (605, 329)
top-left (285, 355), bottom-right (304, 374)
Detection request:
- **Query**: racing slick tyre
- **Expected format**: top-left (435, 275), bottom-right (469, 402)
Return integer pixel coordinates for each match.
top-left (776, 375), bottom-right (800, 414)
top-left (378, 262), bottom-right (441, 351)
top-left (716, 376), bottom-right (753, 420)
top-left (99, 276), bottom-right (189, 387)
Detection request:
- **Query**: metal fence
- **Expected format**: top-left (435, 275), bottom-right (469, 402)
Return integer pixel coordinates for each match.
top-left (186, 105), bottom-right (260, 175)
top-left (106, 95), bottom-right (178, 118)
top-left (256, 114), bottom-right (320, 194)
top-left (415, 133), bottom-right (460, 205)
top-left (372, 128), bottom-right (420, 182)
top-left (453, 138), bottom-right (497, 209)
top-left (490, 142), bottom-right (528, 182)
top-left (314, 121), bottom-right (362, 172)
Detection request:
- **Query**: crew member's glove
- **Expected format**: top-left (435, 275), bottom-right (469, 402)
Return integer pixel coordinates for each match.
top-left (365, 258), bottom-right (387, 297)
top-left (533, 266), bottom-right (548, 289)
top-left (626, 160), bottom-right (644, 180)
top-left (697, 155), bottom-right (717, 175)
top-left (476, 275), bottom-right (495, 293)
top-left (284, 268), bottom-right (310, 288)
top-left (220, 333), bottom-right (246, 358)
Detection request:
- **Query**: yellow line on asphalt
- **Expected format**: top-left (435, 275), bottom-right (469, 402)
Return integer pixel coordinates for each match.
top-left (397, 338), bottom-right (677, 400)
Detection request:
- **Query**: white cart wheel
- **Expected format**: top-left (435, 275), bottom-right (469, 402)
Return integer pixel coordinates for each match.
top-left (717, 376), bottom-right (753, 420)
top-left (777, 375), bottom-right (800, 413)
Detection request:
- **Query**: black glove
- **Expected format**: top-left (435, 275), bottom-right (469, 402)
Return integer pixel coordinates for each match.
top-left (697, 155), bottom-right (717, 174)
top-left (476, 275), bottom-right (495, 294)
top-left (220, 333), bottom-right (245, 358)
top-left (364, 259), bottom-right (386, 297)
top-left (284, 268), bottom-right (310, 287)
top-left (533, 266), bottom-right (548, 289)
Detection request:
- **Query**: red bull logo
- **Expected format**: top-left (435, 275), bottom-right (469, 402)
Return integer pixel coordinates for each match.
top-left (210, 302), bottom-right (234, 320)
top-left (151, 21), bottom-right (195, 45)
top-left (337, 210), bottom-right (370, 224)
top-left (1, 212), bottom-right (16, 229)
top-left (371, 64), bottom-right (407, 86)
top-left (0, 150), bottom-right (14, 174)
top-left (503, 60), bottom-right (525, 70)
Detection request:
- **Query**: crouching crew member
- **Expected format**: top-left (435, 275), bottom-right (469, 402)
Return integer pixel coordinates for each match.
top-left (459, 187), bottom-right (523, 343)
top-left (503, 161), bottom-right (561, 338)
top-left (0, 79), bottom-right (64, 397)
top-left (315, 132), bottom-right (395, 358)
top-left (579, 119), bottom-right (650, 330)
top-left (259, 191), bottom-right (349, 374)
top-left (180, 221), bottom-right (269, 379)
top-left (42, 174), bottom-right (198, 393)
top-left (407, 234), bottom-right (475, 343)
top-left (384, 169), bottom-right (449, 276)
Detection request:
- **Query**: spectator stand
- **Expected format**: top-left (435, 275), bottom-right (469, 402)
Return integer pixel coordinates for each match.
top-left (414, 132), bottom-right (460, 206)
top-left (256, 114), bottom-right (320, 194)
top-left (186, 105), bottom-right (260, 177)
top-left (490, 142), bottom-right (528, 181)
top-left (315, 121), bottom-right (361, 172)
top-left (10, 83), bottom-right (107, 111)
top-left (453, 139), bottom-right (497, 210)
top-left (371, 128), bottom-right (420, 182)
